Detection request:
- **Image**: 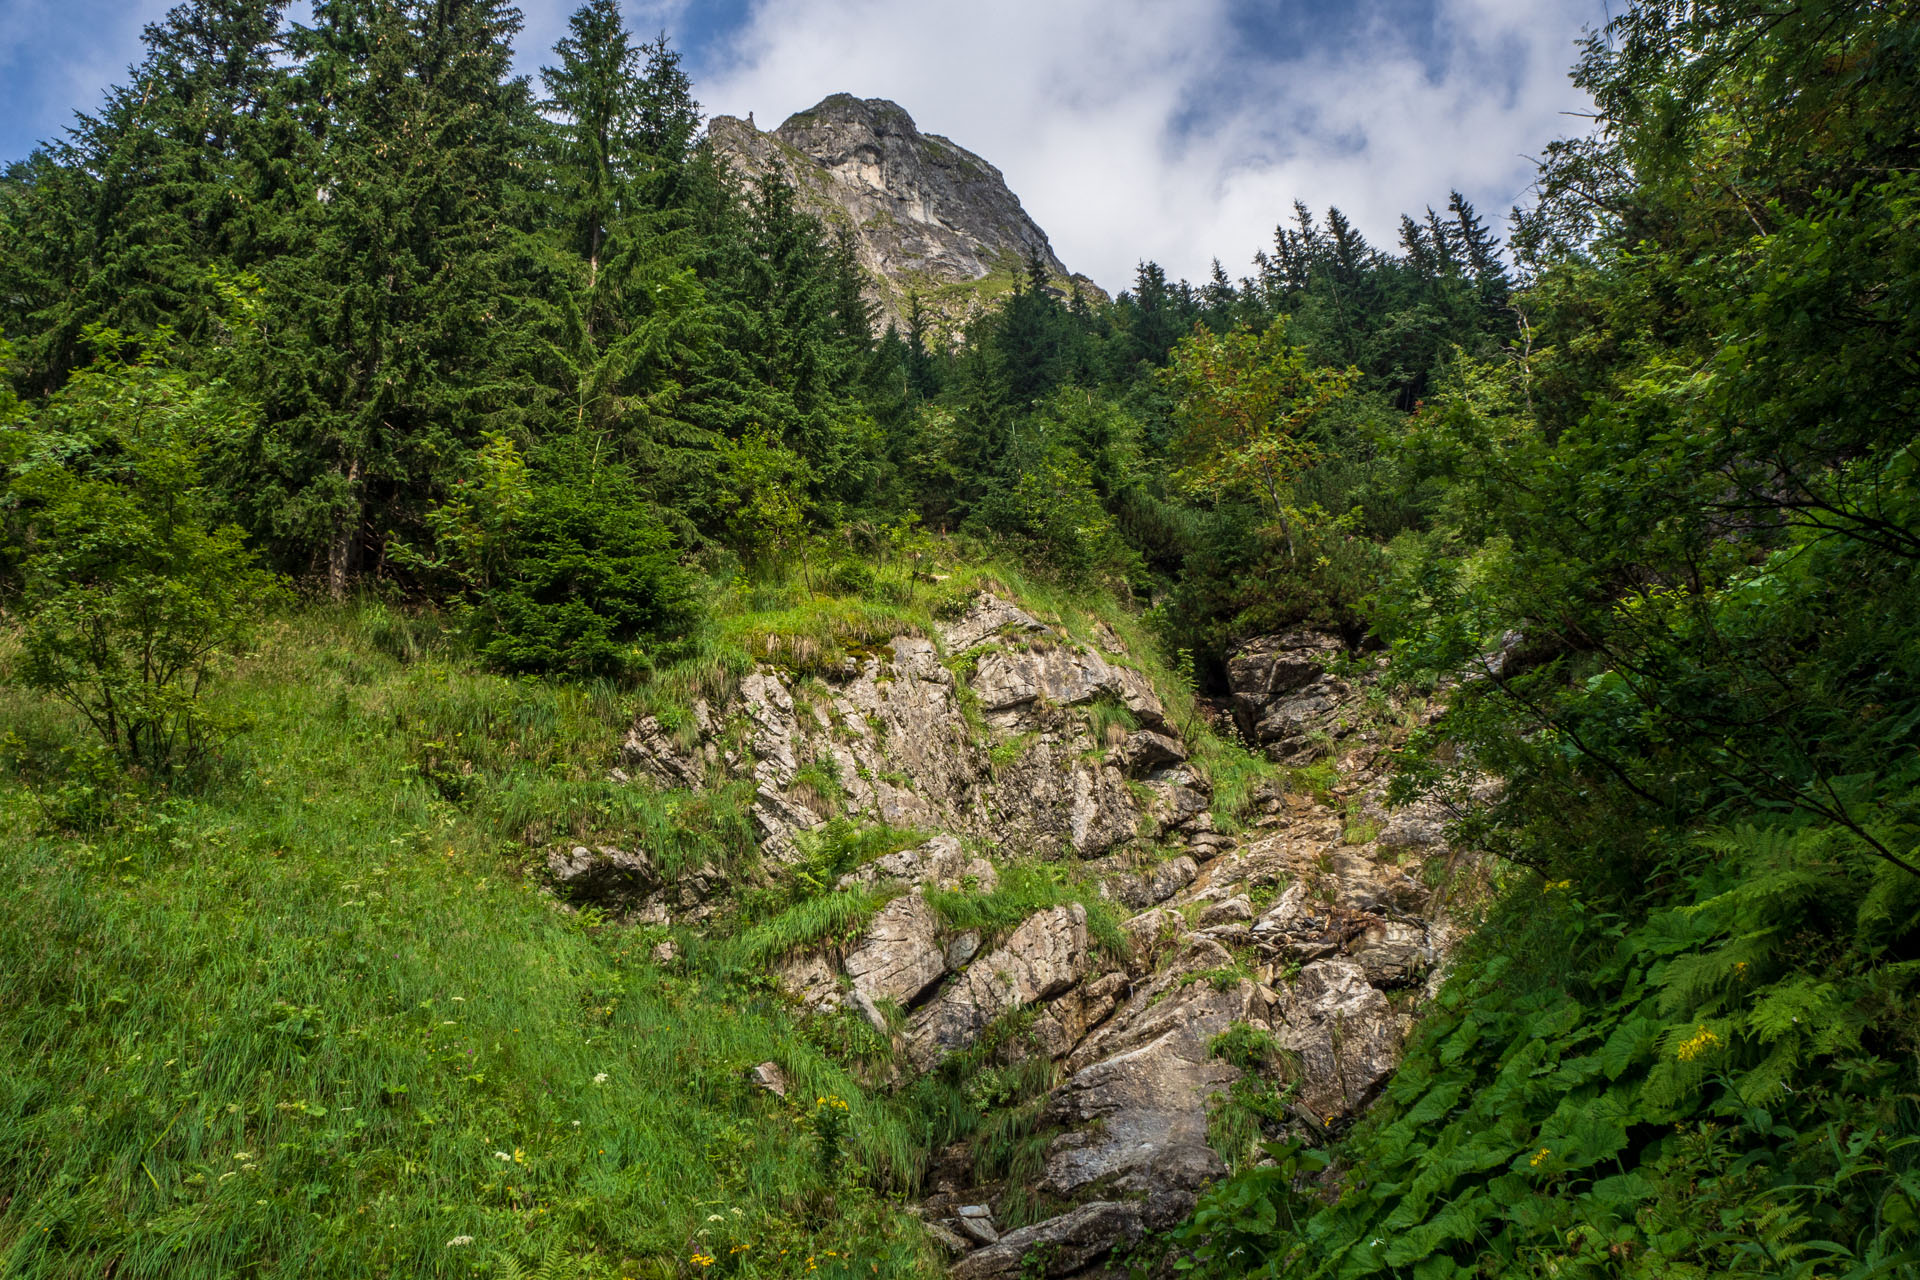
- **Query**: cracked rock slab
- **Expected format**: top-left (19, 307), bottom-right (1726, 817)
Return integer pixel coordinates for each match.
top-left (843, 893), bottom-right (949, 1007)
top-left (949, 1201), bottom-right (1146, 1280)
top-left (905, 905), bottom-right (1092, 1070)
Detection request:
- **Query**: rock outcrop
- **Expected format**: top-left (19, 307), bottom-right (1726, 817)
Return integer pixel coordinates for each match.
top-left (1227, 630), bottom-right (1356, 762)
top-left (706, 95), bottom-right (1106, 335)
top-left (556, 595), bottom-right (1478, 1277)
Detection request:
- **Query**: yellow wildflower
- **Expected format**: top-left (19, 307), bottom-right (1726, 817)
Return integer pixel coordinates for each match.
top-left (1676, 1024), bottom-right (1723, 1062)
top-left (1529, 1147), bottom-right (1551, 1168)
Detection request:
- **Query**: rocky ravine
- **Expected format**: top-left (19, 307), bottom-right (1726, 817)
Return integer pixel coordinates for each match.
top-left (553, 595), bottom-right (1469, 1276)
top-left (707, 95), bottom-right (1107, 336)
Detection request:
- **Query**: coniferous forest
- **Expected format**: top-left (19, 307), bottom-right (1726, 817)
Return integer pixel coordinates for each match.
top-left (1, 2), bottom-right (1917, 1278)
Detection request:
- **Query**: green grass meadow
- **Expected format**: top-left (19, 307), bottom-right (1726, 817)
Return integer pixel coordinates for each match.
top-left (0, 608), bottom-right (938, 1280)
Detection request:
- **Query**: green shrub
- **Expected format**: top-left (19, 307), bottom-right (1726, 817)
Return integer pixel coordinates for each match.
top-left (474, 445), bottom-right (699, 678)
top-left (4, 329), bottom-right (280, 770)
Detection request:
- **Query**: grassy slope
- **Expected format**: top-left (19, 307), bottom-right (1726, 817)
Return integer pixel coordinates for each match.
top-left (0, 561), bottom-right (1275, 1279)
top-left (0, 610), bottom-right (934, 1280)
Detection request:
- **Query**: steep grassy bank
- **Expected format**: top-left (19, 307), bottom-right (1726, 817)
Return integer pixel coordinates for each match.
top-left (0, 606), bottom-right (940, 1280)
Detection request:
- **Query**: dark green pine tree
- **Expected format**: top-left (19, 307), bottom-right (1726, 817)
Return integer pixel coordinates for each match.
top-left (688, 164), bottom-right (877, 521)
top-left (631, 34), bottom-right (703, 210)
top-left (540, 0), bottom-right (643, 275)
top-left (995, 251), bottom-right (1068, 407)
top-left (0, 0), bottom-right (292, 393)
top-left (527, 4), bottom-right (714, 507)
top-left (1114, 260), bottom-right (1183, 372)
top-left (225, 0), bottom-right (538, 595)
top-left (903, 292), bottom-right (940, 400)
top-left (1448, 190), bottom-right (1509, 305)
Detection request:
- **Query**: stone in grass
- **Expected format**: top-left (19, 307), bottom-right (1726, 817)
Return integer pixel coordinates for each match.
top-left (748, 1061), bottom-right (789, 1097)
top-left (956, 1211), bottom-right (1000, 1246)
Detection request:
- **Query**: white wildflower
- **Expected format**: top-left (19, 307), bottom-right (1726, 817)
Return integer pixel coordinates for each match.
top-left (593, 1072), bottom-right (609, 1085)
top-left (493, 1151), bottom-right (512, 1162)
top-left (446, 1236), bottom-right (474, 1248)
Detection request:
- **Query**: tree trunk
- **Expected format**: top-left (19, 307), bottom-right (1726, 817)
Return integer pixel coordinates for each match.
top-left (328, 457), bottom-right (363, 602)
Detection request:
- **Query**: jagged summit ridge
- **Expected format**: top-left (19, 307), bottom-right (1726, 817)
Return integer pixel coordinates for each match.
top-left (706, 94), bottom-right (1104, 333)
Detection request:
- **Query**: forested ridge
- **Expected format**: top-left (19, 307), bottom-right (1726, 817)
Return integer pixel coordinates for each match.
top-left (0, 1), bottom-right (1916, 1277)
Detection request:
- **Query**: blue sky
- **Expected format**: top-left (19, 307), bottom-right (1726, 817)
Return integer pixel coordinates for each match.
top-left (0, 0), bottom-right (1606, 289)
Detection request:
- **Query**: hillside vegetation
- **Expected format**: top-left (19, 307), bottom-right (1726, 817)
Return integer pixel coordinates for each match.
top-left (0, 598), bottom-right (942, 1279)
top-left (3, 1), bottom-right (1919, 1278)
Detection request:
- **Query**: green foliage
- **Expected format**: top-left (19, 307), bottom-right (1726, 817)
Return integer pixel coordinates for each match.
top-left (473, 445), bottom-right (700, 679)
top-left (5, 331), bottom-right (281, 770)
top-left (726, 887), bottom-right (903, 971)
top-left (967, 432), bottom-right (1141, 592)
top-left (1160, 320), bottom-right (1357, 554)
top-left (1176, 6), bottom-right (1920, 1277)
top-left (1178, 826), bottom-right (1920, 1278)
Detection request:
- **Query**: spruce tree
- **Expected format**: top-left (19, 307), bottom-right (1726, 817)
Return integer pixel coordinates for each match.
top-left (227, 0), bottom-right (537, 594)
top-left (0, 0), bottom-right (292, 392)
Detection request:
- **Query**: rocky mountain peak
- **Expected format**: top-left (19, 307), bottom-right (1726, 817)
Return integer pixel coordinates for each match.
top-left (706, 95), bottom-right (1105, 335)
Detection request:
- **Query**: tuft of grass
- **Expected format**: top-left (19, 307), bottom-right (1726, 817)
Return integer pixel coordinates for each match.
top-left (723, 886), bottom-right (903, 970)
top-left (1083, 695), bottom-right (1139, 750)
top-left (924, 863), bottom-right (1129, 959)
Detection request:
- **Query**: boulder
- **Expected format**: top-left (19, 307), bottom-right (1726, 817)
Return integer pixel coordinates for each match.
top-left (1228, 631), bottom-right (1350, 762)
top-left (843, 893), bottom-right (950, 1007)
top-left (1278, 958), bottom-right (1411, 1121)
top-left (777, 952), bottom-right (842, 1011)
top-left (1198, 894), bottom-right (1254, 927)
top-left (948, 1201), bottom-right (1146, 1280)
top-left (924, 1219), bottom-right (971, 1256)
top-left (1137, 855), bottom-right (1199, 908)
top-left (938, 592), bottom-right (1049, 654)
top-left (1027, 970), bottom-right (1128, 1060)
top-left (1113, 730), bottom-right (1186, 777)
top-left (972, 645), bottom-right (1165, 727)
top-left (1067, 764), bottom-right (1138, 857)
top-left (955, 1204), bottom-right (1000, 1245)
top-left (1350, 919), bottom-right (1432, 988)
top-left (1040, 977), bottom-right (1257, 1202)
top-left (837, 834), bottom-right (996, 893)
top-left (906, 905), bottom-right (1093, 1069)
top-left (619, 715), bottom-right (705, 789)
top-left (545, 845), bottom-right (657, 902)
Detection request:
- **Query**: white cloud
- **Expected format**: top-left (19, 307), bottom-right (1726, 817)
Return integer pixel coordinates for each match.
top-left (0, 0), bottom-right (175, 157)
top-left (7, 0), bottom-right (1602, 289)
top-left (690, 0), bottom-right (1605, 291)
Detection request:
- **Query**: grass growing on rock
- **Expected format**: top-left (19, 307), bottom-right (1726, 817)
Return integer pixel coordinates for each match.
top-left (0, 609), bottom-right (937, 1280)
top-left (923, 863), bottom-right (1129, 960)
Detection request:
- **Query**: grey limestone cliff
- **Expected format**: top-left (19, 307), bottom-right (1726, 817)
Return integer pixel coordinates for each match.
top-left (706, 94), bottom-right (1106, 335)
top-left (550, 589), bottom-right (1484, 1277)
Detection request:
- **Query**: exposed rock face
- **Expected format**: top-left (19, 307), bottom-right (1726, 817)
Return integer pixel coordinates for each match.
top-left (557, 593), bottom-right (1480, 1278)
top-left (706, 95), bottom-right (1106, 335)
top-left (1228, 630), bottom-right (1355, 762)
top-left (906, 904), bottom-right (1093, 1070)
top-left (949, 1202), bottom-right (1146, 1280)
top-left (844, 894), bottom-right (950, 1008)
